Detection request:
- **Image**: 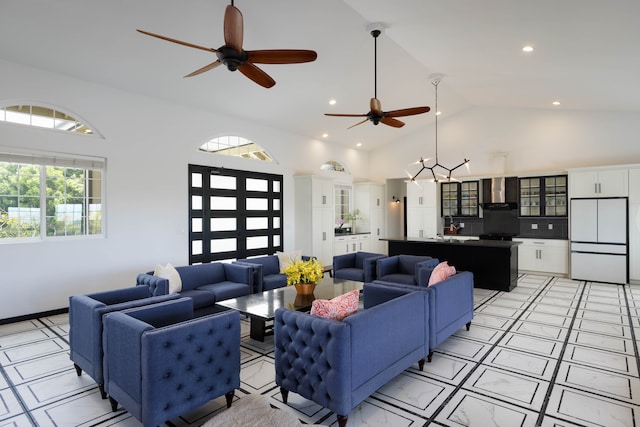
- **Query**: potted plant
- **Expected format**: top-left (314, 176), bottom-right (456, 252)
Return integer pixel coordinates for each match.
top-left (282, 257), bottom-right (323, 295)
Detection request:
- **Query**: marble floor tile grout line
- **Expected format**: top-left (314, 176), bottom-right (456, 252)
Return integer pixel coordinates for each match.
top-left (622, 286), bottom-right (640, 382)
top-left (533, 280), bottom-right (587, 427)
top-left (422, 275), bottom-right (556, 426)
top-left (0, 349), bottom-right (39, 426)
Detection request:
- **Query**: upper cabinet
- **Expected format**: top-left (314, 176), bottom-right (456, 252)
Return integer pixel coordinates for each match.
top-left (568, 168), bottom-right (628, 198)
top-left (441, 181), bottom-right (479, 217)
top-left (519, 175), bottom-right (567, 217)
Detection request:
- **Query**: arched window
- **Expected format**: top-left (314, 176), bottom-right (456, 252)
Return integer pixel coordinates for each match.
top-left (199, 135), bottom-right (273, 162)
top-left (320, 160), bottom-right (347, 172)
top-left (0, 104), bottom-right (100, 136)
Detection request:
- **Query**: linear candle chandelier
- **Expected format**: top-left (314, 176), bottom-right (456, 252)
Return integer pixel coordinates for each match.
top-left (410, 74), bottom-right (469, 182)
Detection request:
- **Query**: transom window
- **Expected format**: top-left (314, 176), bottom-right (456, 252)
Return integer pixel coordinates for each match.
top-left (0, 104), bottom-right (98, 136)
top-left (199, 135), bottom-right (272, 162)
top-left (0, 151), bottom-right (104, 240)
top-left (188, 165), bottom-right (282, 264)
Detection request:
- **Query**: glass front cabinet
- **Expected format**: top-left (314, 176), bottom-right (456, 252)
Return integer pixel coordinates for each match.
top-left (519, 175), bottom-right (567, 217)
top-left (441, 181), bottom-right (479, 217)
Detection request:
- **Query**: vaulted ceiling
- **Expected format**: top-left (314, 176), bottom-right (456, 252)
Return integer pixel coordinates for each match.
top-left (1, 0), bottom-right (638, 151)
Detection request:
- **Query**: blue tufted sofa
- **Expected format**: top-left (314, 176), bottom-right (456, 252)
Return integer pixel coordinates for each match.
top-left (68, 286), bottom-right (180, 399)
top-left (102, 297), bottom-right (240, 427)
top-left (136, 262), bottom-right (253, 315)
top-left (368, 270), bottom-right (475, 361)
top-left (332, 251), bottom-right (386, 282)
top-left (274, 287), bottom-right (429, 427)
top-left (234, 254), bottom-right (313, 293)
top-left (376, 254), bottom-right (439, 285)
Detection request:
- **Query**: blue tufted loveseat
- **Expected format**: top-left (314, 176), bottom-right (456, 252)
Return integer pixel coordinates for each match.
top-left (274, 287), bottom-right (429, 427)
top-left (332, 251), bottom-right (386, 282)
top-left (102, 297), bottom-right (240, 427)
top-left (376, 254), bottom-right (439, 285)
top-left (136, 262), bottom-right (253, 316)
top-left (68, 286), bottom-right (180, 399)
top-left (368, 270), bottom-right (475, 361)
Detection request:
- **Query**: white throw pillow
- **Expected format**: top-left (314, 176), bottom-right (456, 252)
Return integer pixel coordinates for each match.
top-left (275, 250), bottom-right (302, 273)
top-left (153, 263), bottom-right (182, 294)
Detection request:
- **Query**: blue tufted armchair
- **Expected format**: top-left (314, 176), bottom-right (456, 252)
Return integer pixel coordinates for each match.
top-left (376, 254), bottom-right (439, 285)
top-left (102, 297), bottom-right (241, 427)
top-left (332, 251), bottom-right (386, 282)
top-left (68, 286), bottom-right (179, 398)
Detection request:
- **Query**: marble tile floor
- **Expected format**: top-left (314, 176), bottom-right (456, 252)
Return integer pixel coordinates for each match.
top-left (2, 274), bottom-right (640, 426)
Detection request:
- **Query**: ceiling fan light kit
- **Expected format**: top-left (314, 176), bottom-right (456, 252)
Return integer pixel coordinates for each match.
top-left (136, 1), bottom-right (317, 88)
top-left (324, 25), bottom-right (430, 129)
top-left (410, 74), bottom-right (470, 183)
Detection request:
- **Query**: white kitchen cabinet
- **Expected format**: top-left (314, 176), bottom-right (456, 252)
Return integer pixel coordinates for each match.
top-left (568, 168), bottom-right (628, 198)
top-left (630, 202), bottom-right (640, 282)
top-left (406, 180), bottom-right (438, 238)
top-left (514, 239), bottom-right (569, 275)
top-left (294, 175), bottom-right (335, 266)
top-left (334, 234), bottom-right (371, 256)
top-left (354, 182), bottom-right (386, 254)
top-left (629, 168), bottom-right (640, 202)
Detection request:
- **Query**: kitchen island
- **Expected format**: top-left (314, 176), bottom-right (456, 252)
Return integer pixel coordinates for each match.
top-left (382, 237), bottom-right (521, 291)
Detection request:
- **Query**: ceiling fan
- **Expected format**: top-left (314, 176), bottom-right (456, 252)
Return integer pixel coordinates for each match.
top-left (136, 1), bottom-right (317, 88)
top-left (325, 26), bottom-right (430, 129)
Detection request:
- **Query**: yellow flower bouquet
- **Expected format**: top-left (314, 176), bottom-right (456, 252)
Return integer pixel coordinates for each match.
top-left (282, 257), bottom-right (323, 286)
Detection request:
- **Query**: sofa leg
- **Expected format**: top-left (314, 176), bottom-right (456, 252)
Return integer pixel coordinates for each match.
top-left (109, 396), bottom-right (118, 412)
top-left (73, 363), bottom-right (82, 376)
top-left (225, 391), bottom-right (234, 408)
top-left (337, 414), bottom-right (348, 427)
top-left (418, 358), bottom-right (426, 371)
top-left (466, 321), bottom-right (471, 331)
top-left (427, 350), bottom-right (434, 363)
top-left (98, 384), bottom-right (107, 400)
top-left (280, 387), bottom-right (289, 404)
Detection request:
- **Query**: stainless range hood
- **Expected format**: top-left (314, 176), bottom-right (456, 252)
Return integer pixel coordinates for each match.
top-left (482, 177), bottom-right (518, 210)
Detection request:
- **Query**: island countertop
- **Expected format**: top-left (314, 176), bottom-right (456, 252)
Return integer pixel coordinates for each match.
top-left (381, 237), bottom-right (522, 248)
top-left (382, 237), bottom-right (520, 291)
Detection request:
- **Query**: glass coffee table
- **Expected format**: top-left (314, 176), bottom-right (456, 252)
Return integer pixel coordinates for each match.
top-left (216, 277), bottom-right (362, 341)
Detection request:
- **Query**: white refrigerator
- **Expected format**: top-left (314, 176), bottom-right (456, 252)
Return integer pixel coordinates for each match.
top-left (570, 197), bottom-right (628, 284)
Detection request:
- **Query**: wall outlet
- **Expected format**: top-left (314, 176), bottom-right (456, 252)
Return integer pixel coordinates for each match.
top-left (531, 224), bottom-right (538, 230)
top-left (548, 224), bottom-right (553, 230)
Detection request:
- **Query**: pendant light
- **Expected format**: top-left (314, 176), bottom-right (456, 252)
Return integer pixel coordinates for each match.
top-left (410, 74), bottom-right (469, 182)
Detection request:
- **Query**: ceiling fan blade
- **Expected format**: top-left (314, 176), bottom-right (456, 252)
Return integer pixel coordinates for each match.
top-left (238, 62), bottom-right (276, 88)
top-left (347, 118), bottom-right (370, 130)
top-left (224, 5), bottom-right (244, 51)
top-left (324, 113), bottom-right (367, 117)
top-left (184, 60), bottom-right (222, 77)
top-left (385, 106), bottom-right (431, 117)
top-left (370, 98), bottom-right (383, 115)
top-left (136, 29), bottom-right (217, 53)
top-left (380, 116), bottom-right (405, 128)
top-left (247, 49), bottom-right (317, 64)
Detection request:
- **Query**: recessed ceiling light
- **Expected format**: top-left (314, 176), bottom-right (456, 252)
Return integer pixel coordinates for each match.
top-left (552, 101), bottom-right (560, 106)
top-left (329, 99), bottom-right (337, 105)
top-left (435, 111), bottom-right (442, 116)
top-left (322, 133), bottom-right (328, 138)
top-left (356, 142), bottom-right (362, 147)
top-left (522, 46), bottom-right (534, 53)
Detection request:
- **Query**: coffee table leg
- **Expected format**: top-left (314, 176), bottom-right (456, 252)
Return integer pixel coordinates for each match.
top-left (250, 317), bottom-right (266, 341)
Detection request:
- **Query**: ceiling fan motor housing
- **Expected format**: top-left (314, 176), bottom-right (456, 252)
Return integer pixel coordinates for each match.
top-left (216, 46), bottom-right (248, 71)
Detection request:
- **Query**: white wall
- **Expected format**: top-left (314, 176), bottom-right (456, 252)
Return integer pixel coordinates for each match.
top-left (0, 60), bottom-right (370, 320)
top-left (369, 106), bottom-right (640, 181)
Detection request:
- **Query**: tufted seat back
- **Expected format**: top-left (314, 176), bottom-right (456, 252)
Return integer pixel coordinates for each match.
top-left (103, 297), bottom-right (240, 427)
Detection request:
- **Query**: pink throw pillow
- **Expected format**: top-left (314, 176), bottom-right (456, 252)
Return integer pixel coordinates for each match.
top-left (310, 289), bottom-right (359, 321)
top-left (428, 261), bottom-right (457, 286)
